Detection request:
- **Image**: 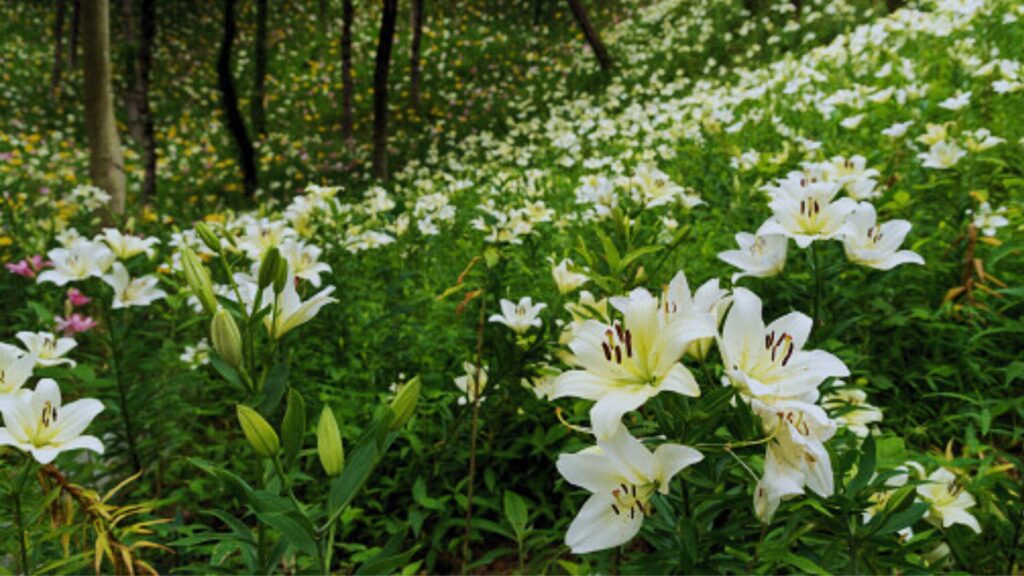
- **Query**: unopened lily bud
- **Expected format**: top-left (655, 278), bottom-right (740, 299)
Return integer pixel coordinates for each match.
top-left (273, 260), bottom-right (289, 295)
top-left (211, 309), bottom-right (243, 368)
top-left (236, 405), bottom-right (279, 458)
top-left (316, 406), bottom-right (344, 476)
top-left (389, 376), bottom-right (421, 431)
top-left (181, 248), bottom-right (218, 315)
top-left (194, 222), bottom-right (221, 253)
top-left (258, 247), bottom-right (282, 292)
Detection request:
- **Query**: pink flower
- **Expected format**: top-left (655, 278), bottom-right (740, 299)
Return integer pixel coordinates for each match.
top-left (5, 255), bottom-right (51, 278)
top-left (67, 288), bottom-right (92, 307)
top-left (55, 313), bottom-right (98, 337)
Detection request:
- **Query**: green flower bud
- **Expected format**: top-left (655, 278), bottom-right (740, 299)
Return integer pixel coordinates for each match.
top-left (211, 309), bottom-right (244, 368)
top-left (194, 222), bottom-right (222, 253)
top-left (389, 376), bottom-right (421, 431)
top-left (281, 389), bottom-right (306, 465)
top-left (273, 261), bottom-right (289, 295)
top-left (181, 248), bottom-right (218, 315)
top-left (316, 406), bottom-right (344, 477)
top-left (258, 247), bottom-right (282, 292)
top-left (236, 405), bottom-right (279, 458)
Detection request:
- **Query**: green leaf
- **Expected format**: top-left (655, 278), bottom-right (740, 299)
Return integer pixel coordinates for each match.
top-left (777, 552), bottom-right (829, 576)
top-left (847, 434), bottom-right (876, 495)
top-left (257, 510), bottom-right (318, 556)
top-left (355, 544), bottom-right (419, 576)
top-left (259, 364), bottom-right (290, 413)
top-left (877, 502), bottom-right (929, 536)
top-left (413, 477), bottom-right (444, 511)
top-left (619, 244), bottom-right (661, 269)
top-left (281, 389), bottom-right (306, 466)
top-left (596, 230), bottom-right (621, 271)
top-left (503, 490), bottom-right (529, 542)
top-left (327, 433), bottom-right (380, 525)
top-left (189, 458), bottom-right (253, 502)
top-left (210, 354), bottom-right (243, 389)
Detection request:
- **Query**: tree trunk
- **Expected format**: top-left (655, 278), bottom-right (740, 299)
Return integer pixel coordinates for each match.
top-left (533, 0), bottom-right (544, 25)
top-left (51, 0), bottom-right (67, 98)
top-left (121, 0), bottom-right (158, 202)
top-left (251, 0), bottom-right (268, 138)
top-left (409, 0), bottom-right (424, 113)
top-left (82, 0), bottom-right (126, 215)
top-left (70, 0), bottom-right (81, 69)
top-left (372, 0), bottom-right (398, 179)
top-left (218, 0), bottom-right (258, 197)
top-left (121, 0), bottom-right (141, 142)
top-left (340, 0), bottom-right (354, 144)
top-left (565, 0), bottom-right (612, 73)
top-left (137, 0), bottom-right (157, 201)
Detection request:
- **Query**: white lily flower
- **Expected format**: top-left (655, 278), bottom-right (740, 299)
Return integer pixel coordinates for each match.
top-left (552, 258), bottom-right (589, 295)
top-left (938, 90), bottom-right (971, 111)
top-left (454, 362), bottom-right (488, 405)
top-left (0, 378), bottom-right (104, 464)
top-left (845, 177), bottom-right (881, 201)
top-left (237, 218), bottom-right (298, 261)
top-left (823, 386), bottom-right (883, 438)
top-left (557, 425), bottom-right (702, 553)
top-left (758, 173), bottom-right (858, 248)
top-left (626, 164), bottom-right (697, 209)
top-left (824, 155), bottom-right (880, 191)
top-left (916, 124), bottom-right (948, 146)
top-left (718, 288), bottom-right (849, 403)
top-left (918, 141), bottom-right (966, 169)
top-left (660, 271), bottom-right (730, 361)
top-left (917, 467), bottom-right (981, 533)
top-left (102, 263), bottom-right (167, 309)
top-left (752, 398), bottom-right (836, 522)
top-left (882, 121), bottom-right (914, 138)
top-left (97, 228), bottom-right (160, 259)
top-left (968, 202), bottom-right (1009, 236)
top-left (37, 239), bottom-right (116, 286)
top-left (575, 175), bottom-right (618, 217)
top-left (718, 232), bottom-right (788, 283)
top-left (4, 332), bottom-right (77, 368)
top-left (0, 346), bottom-right (35, 397)
top-left (262, 280), bottom-right (338, 340)
top-left (278, 239), bottom-right (332, 288)
top-left (551, 287), bottom-right (712, 439)
top-left (489, 297), bottom-right (546, 334)
top-left (841, 203), bottom-right (925, 270)
top-left (963, 129), bottom-right (1005, 153)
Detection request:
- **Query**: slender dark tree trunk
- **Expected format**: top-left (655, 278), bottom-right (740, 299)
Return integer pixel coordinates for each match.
top-left (121, 0), bottom-right (158, 201)
top-left (340, 0), bottom-right (354, 144)
top-left (82, 0), bottom-right (126, 214)
top-left (137, 0), bottom-right (157, 201)
top-left (565, 0), bottom-right (612, 72)
top-left (70, 0), bottom-right (81, 68)
top-left (533, 0), bottom-right (544, 25)
top-left (51, 0), bottom-right (67, 97)
top-left (372, 0), bottom-right (398, 179)
top-left (218, 0), bottom-right (258, 197)
top-left (121, 0), bottom-right (141, 141)
top-left (251, 0), bottom-right (268, 138)
top-left (409, 0), bottom-right (424, 113)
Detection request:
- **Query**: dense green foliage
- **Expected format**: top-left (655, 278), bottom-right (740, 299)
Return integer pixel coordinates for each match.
top-left (1, 0), bottom-right (1022, 574)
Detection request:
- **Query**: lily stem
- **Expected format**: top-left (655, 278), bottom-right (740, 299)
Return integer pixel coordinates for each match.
top-left (107, 305), bottom-right (143, 472)
top-left (13, 456), bottom-right (34, 574)
top-left (461, 288), bottom-right (487, 574)
top-left (811, 242), bottom-right (824, 329)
